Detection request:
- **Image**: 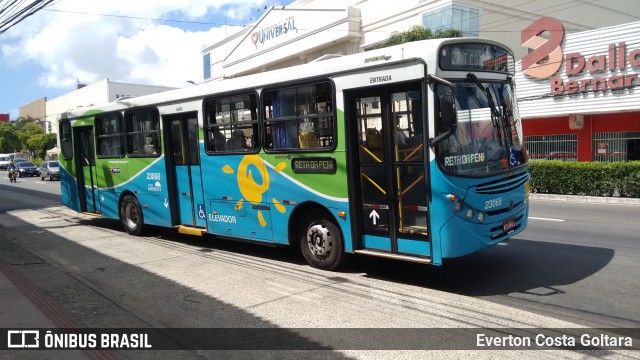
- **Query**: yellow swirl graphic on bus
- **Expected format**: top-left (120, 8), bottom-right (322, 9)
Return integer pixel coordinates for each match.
top-left (238, 155), bottom-right (269, 204)
top-left (224, 155), bottom-right (287, 227)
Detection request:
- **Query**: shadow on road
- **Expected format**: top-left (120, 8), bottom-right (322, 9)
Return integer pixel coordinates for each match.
top-left (344, 238), bottom-right (614, 298)
top-left (1, 183), bottom-right (626, 332)
top-left (0, 211), bottom-right (356, 359)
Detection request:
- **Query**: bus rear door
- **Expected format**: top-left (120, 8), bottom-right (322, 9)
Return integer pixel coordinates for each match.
top-left (346, 83), bottom-right (432, 263)
top-left (73, 126), bottom-right (100, 214)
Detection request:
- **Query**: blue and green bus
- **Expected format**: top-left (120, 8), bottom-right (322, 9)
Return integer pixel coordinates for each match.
top-left (59, 38), bottom-right (530, 270)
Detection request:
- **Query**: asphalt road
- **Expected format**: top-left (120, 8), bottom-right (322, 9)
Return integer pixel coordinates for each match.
top-left (346, 199), bottom-right (640, 328)
top-left (1, 175), bottom-right (639, 334)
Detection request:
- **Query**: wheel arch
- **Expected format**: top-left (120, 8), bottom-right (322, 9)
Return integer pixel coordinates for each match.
top-left (287, 200), bottom-right (344, 247)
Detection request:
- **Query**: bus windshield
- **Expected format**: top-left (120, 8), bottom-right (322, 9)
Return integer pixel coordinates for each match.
top-left (436, 78), bottom-right (527, 177)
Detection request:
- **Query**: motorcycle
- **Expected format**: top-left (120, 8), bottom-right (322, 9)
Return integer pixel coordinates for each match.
top-left (8, 168), bottom-right (18, 183)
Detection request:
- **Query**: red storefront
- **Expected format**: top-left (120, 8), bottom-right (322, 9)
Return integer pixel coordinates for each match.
top-left (524, 113), bottom-right (640, 162)
top-left (517, 18), bottom-right (640, 162)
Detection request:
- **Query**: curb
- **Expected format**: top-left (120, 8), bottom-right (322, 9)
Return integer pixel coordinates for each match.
top-left (530, 193), bottom-right (640, 206)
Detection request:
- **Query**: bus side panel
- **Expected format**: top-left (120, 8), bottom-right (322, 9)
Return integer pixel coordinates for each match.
top-left (201, 154), bottom-right (273, 241)
top-left (125, 158), bottom-right (172, 227)
top-left (95, 157), bottom-right (173, 227)
top-left (60, 164), bottom-right (81, 213)
top-left (261, 152), bottom-right (351, 248)
top-left (428, 159), bottom-right (454, 266)
top-left (200, 153), bottom-right (352, 247)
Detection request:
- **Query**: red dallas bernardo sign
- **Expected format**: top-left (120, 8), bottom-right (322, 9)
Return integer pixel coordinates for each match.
top-left (521, 17), bottom-right (640, 96)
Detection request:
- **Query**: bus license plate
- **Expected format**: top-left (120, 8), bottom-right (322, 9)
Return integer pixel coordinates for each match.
top-left (503, 218), bottom-right (516, 232)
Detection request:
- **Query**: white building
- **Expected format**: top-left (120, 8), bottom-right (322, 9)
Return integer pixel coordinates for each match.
top-left (20, 79), bottom-right (176, 134)
top-left (202, 0), bottom-right (640, 82)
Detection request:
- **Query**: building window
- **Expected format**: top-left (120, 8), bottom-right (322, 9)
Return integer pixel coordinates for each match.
top-left (263, 82), bottom-right (335, 151)
top-left (422, 4), bottom-right (479, 37)
top-left (60, 121), bottom-right (73, 160)
top-left (203, 52), bottom-right (211, 80)
top-left (524, 134), bottom-right (577, 161)
top-left (95, 113), bottom-right (125, 158)
top-left (593, 132), bottom-right (640, 162)
top-left (204, 94), bottom-right (258, 153)
top-left (125, 109), bottom-right (161, 157)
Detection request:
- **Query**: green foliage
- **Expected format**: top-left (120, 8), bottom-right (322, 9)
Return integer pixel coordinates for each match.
top-left (0, 118), bottom-right (57, 160)
top-left (0, 122), bottom-right (20, 152)
top-left (529, 160), bottom-right (640, 198)
top-left (377, 25), bottom-right (462, 49)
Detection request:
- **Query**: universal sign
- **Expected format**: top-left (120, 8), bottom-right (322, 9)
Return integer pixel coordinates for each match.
top-left (251, 17), bottom-right (296, 48)
top-left (521, 17), bottom-right (640, 96)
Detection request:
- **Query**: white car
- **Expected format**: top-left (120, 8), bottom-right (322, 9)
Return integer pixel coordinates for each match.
top-left (0, 154), bottom-right (10, 170)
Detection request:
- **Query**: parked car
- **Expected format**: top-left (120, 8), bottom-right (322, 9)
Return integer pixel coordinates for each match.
top-left (39, 161), bottom-right (60, 181)
top-left (16, 161), bottom-right (39, 177)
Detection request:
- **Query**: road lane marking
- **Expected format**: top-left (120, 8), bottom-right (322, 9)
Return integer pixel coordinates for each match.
top-left (529, 216), bottom-right (565, 222)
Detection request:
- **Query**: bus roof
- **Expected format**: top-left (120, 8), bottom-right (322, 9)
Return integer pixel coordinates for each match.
top-left (61, 37), bottom-right (512, 119)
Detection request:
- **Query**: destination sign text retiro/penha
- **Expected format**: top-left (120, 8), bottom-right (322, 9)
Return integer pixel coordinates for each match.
top-left (291, 157), bottom-right (336, 174)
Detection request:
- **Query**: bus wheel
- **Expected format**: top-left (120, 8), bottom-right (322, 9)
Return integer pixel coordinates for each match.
top-left (299, 210), bottom-right (344, 271)
top-left (120, 195), bottom-right (144, 235)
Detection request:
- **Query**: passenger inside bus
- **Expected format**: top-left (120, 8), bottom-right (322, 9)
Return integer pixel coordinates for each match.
top-left (210, 129), bottom-right (226, 151)
top-left (395, 115), bottom-right (409, 148)
top-left (227, 129), bottom-right (247, 151)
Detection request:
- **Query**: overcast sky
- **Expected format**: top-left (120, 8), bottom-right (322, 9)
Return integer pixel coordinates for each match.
top-left (0, 0), bottom-right (292, 118)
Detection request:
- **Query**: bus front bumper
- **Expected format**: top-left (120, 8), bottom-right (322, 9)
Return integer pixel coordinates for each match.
top-left (439, 205), bottom-right (529, 259)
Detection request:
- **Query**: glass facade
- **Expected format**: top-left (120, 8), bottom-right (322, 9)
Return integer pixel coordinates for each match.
top-left (203, 52), bottom-right (211, 80)
top-left (422, 4), bottom-right (479, 37)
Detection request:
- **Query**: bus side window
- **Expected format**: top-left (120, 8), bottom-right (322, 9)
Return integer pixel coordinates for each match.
top-left (204, 94), bottom-right (257, 154)
top-left (263, 81), bottom-right (334, 151)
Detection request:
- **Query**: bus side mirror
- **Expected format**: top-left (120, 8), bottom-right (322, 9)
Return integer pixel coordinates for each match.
top-left (429, 95), bottom-right (457, 147)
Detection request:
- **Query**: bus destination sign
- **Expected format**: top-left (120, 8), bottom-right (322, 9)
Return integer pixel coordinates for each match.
top-left (291, 157), bottom-right (336, 174)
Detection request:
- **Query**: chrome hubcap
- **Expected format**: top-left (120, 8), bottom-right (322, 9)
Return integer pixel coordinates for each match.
top-left (306, 224), bottom-right (333, 257)
top-left (124, 202), bottom-right (138, 229)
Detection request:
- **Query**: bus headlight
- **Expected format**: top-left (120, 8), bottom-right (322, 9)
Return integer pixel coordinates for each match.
top-left (466, 208), bottom-right (473, 219)
top-left (477, 212), bottom-right (484, 222)
top-left (455, 200), bottom-right (463, 212)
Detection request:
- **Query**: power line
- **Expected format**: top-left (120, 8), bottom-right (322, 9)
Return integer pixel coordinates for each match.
top-left (0, 0), bottom-right (56, 35)
top-left (41, 8), bottom-right (247, 27)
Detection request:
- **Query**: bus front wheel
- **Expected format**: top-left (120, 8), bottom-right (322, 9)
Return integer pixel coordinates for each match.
top-left (120, 195), bottom-right (144, 235)
top-left (299, 210), bottom-right (344, 271)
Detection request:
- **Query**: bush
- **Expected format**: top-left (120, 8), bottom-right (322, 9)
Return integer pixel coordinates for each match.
top-left (529, 160), bottom-right (640, 198)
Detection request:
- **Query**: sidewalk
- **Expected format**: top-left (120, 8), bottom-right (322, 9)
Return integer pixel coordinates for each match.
top-left (0, 261), bottom-right (117, 359)
top-left (530, 193), bottom-right (640, 206)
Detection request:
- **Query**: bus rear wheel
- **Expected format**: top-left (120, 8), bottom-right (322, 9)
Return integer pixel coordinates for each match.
top-left (299, 210), bottom-right (344, 271)
top-left (120, 195), bottom-right (144, 235)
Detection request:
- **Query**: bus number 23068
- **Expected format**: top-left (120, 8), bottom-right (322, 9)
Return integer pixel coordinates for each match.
top-left (485, 197), bottom-right (502, 210)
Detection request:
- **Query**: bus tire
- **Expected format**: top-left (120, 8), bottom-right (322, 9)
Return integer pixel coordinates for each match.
top-left (120, 195), bottom-right (145, 235)
top-left (299, 209), bottom-right (344, 271)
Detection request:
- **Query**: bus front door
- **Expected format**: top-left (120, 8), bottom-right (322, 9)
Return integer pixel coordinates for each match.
top-left (347, 84), bottom-right (432, 261)
top-left (165, 113), bottom-right (206, 228)
top-left (74, 126), bottom-right (99, 214)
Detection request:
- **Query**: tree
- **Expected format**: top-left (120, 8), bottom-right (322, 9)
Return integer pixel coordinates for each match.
top-left (0, 122), bottom-right (20, 152)
top-left (17, 122), bottom-right (45, 159)
top-left (40, 133), bottom-right (58, 159)
top-left (377, 25), bottom-right (462, 49)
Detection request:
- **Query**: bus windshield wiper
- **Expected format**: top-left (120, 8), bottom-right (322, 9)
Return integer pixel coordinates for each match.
top-left (467, 73), bottom-right (502, 145)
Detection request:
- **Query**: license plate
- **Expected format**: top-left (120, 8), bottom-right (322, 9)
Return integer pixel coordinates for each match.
top-left (503, 218), bottom-right (516, 232)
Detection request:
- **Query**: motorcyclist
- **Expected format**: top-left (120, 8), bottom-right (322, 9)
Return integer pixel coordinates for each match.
top-left (7, 160), bottom-right (17, 181)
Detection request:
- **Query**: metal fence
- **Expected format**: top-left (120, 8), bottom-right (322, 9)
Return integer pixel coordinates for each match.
top-left (524, 134), bottom-right (578, 161)
top-left (592, 132), bottom-right (640, 162)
